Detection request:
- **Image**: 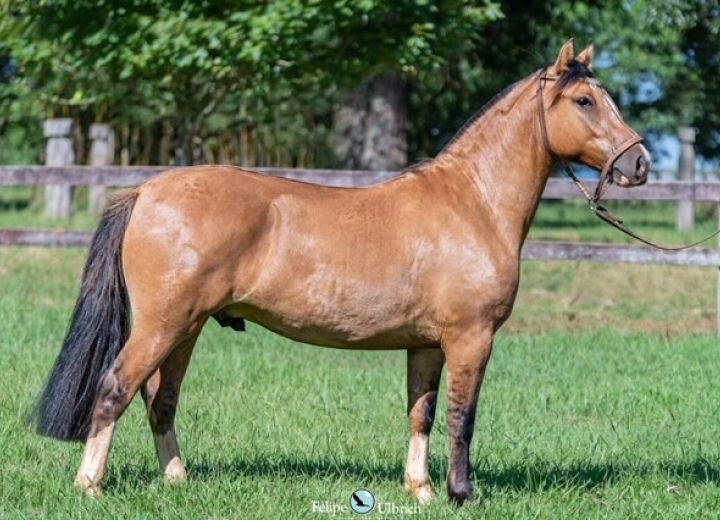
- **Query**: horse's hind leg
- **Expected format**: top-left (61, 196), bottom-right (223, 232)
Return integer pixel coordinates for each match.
top-left (141, 331), bottom-right (201, 483)
top-left (405, 347), bottom-right (444, 504)
top-left (74, 320), bottom-right (205, 494)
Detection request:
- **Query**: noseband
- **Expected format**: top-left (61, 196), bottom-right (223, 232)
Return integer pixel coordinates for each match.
top-left (535, 72), bottom-right (720, 251)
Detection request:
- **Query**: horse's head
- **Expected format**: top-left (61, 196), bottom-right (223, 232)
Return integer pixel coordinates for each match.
top-left (540, 39), bottom-right (651, 188)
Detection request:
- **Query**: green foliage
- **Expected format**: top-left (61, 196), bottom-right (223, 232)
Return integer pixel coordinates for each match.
top-left (540, 0), bottom-right (718, 152)
top-left (676, 1), bottom-right (720, 157)
top-left (407, 1), bottom-right (720, 159)
top-left (0, 1), bottom-right (503, 165)
top-left (0, 1), bottom-right (718, 164)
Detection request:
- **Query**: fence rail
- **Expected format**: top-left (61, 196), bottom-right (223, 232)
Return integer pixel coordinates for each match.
top-left (0, 229), bottom-right (92, 248)
top-left (3, 165), bottom-right (720, 200)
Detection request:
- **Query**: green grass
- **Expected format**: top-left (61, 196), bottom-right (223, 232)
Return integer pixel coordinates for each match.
top-left (2, 194), bottom-right (720, 518)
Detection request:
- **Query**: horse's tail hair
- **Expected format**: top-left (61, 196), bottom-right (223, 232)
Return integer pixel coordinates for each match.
top-left (29, 189), bottom-right (139, 442)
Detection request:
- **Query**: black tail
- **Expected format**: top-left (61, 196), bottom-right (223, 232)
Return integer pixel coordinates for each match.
top-left (29, 190), bottom-right (138, 441)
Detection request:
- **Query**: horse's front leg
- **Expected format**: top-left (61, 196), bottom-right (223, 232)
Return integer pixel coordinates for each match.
top-left (443, 325), bottom-right (494, 505)
top-left (405, 347), bottom-right (444, 504)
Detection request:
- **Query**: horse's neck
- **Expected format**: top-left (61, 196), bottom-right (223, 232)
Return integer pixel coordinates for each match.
top-left (434, 77), bottom-right (552, 250)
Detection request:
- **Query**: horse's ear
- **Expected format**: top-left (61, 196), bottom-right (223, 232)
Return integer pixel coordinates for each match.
top-left (576, 43), bottom-right (594, 71)
top-left (551, 39), bottom-right (575, 75)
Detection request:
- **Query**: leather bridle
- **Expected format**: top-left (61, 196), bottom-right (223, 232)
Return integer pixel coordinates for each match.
top-left (536, 71), bottom-right (720, 251)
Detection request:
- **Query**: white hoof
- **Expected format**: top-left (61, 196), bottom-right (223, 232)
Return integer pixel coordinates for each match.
top-left (163, 458), bottom-right (187, 483)
top-left (74, 474), bottom-right (103, 496)
top-left (405, 481), bottom-right (436, 504)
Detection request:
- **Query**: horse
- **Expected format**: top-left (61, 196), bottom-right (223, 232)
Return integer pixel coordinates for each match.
top-left (30, 40), bottom-right (650, 505)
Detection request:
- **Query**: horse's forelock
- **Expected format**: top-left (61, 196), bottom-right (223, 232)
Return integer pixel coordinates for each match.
top-left (553, 60), bottom-right (595, 94)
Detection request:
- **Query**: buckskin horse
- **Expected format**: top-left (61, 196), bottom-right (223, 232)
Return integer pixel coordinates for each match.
top-left (31, 40), bottom-right (650, 505)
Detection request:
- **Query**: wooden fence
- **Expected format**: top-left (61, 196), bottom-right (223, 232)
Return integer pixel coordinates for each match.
top-left (2, 165), bottom-right (720, 332)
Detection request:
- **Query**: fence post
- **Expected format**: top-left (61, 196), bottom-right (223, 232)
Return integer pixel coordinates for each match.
top-left (44, 118), bottom-right (75, 219)
top-left (677, 126), bottom-right (696, 231)
top-left (88, 123), bottom-right (115, 215)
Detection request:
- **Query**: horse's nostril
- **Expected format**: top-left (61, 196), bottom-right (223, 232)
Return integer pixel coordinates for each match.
top-left (635, 155), bottom-right (649, 176)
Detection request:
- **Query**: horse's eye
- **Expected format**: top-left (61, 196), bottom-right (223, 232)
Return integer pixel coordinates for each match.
top-left (576, 96), bottom-right (593, 107)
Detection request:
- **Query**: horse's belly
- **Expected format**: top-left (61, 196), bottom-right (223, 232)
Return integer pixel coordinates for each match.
top-left (221, 303), bottom-right (436, 350)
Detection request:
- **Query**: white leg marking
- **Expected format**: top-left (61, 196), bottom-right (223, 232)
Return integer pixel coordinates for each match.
top-left (75, 424), bottom-right (116, 495)
top-left (404, 433), bottom-right (436, 504)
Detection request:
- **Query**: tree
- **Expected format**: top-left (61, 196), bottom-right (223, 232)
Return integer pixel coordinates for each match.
top-left (0, 1), bottom-right (717, 169)
top-left (406, 0), bottom-right (719, 163)
top-left (0, 1), bottom-right (503, 168)
top-left (316, 1), bottom-right (504, 170)
top-left (1, 1), bottom-right (260, 165)
top-left (674, 1), bottom-right (720, 158)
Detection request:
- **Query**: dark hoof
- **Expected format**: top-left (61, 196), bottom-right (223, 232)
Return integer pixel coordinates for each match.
top-left (448, 481), bottom-right (474, 506)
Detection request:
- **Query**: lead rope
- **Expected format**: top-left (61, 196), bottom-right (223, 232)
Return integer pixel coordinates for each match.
top-left (536, 72), bottom-right (720, 251)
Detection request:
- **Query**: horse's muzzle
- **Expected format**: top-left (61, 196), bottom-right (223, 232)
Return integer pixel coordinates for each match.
top-left (612, 144), bottom-right (651, 187)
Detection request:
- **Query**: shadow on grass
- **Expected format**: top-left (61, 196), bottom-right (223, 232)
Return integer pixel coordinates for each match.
top-left (103, 453), bottom-right (720, 496)
top-left (102, 455), bottom-right (405, 493)
top-left (186, 455), bottom-right (406, 483)
top-left (0, 197), bottom-right (31, 212)
top-left (103, 463), bottom-right (158, 492)
top-left (473, 458), bottom-right (720, 496)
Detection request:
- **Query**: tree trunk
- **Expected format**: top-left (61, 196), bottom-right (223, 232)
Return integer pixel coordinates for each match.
top-left (172, 121), bottom-right (191, 167)
top-left (333, 74), bottom-right (407, 171)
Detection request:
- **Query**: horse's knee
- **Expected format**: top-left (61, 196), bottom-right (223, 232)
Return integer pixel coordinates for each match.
top-left (408, 391), bottom-right (438, 434)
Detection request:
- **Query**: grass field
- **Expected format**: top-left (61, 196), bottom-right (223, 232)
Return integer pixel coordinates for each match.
top-left (2, 194), bottom-right (720, 518)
